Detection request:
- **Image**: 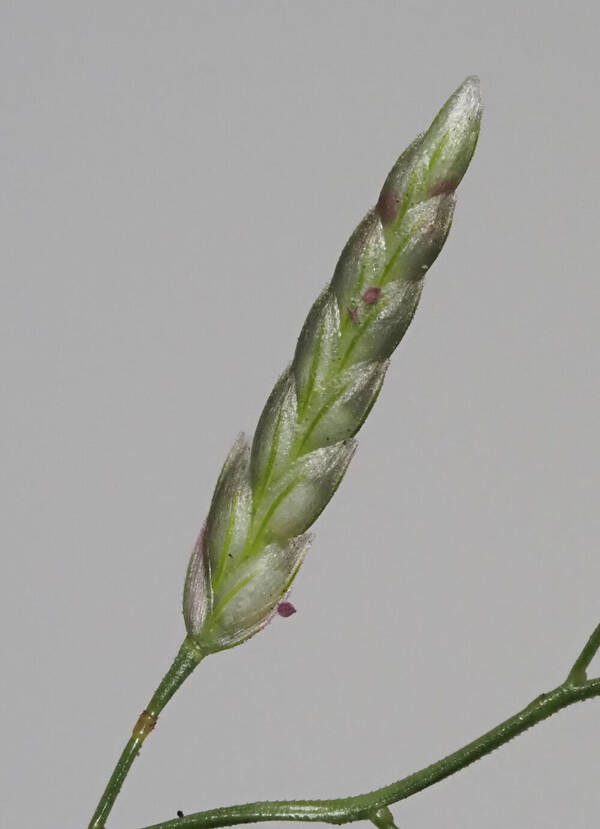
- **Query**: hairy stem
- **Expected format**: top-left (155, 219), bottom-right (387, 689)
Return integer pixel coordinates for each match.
top-left (137, 625), bottom-right (600, 829)
top-left (88, 638), bottom-right (204, 829)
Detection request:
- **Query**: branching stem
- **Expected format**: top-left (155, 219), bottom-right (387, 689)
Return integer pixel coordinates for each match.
top-left (135, 624), bottom-right (600, 829)
top-left (568, 622), bottom-right (600, 684)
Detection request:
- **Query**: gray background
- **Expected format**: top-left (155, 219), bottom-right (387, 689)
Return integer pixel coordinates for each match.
top-left (2, 2), bottom-right (599, 827)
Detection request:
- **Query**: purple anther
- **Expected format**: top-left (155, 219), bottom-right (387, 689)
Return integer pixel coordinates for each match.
top-left (277, 601), bottom-right (297, 618)
top-left (362, 287), bottom-right (381, 305)
top-left (348, 306), bottom-right (359, 326)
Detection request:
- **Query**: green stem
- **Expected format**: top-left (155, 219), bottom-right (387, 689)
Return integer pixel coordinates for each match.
top-left (136, 626), bottom-right (600, 829)
top-left (568, 622), bottom-right (600, 684)
top-left (88, 637), bottom-right (204, 829)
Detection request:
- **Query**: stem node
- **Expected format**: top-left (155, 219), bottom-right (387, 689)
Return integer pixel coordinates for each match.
top-left (133, 710), bottom-right (158, 741)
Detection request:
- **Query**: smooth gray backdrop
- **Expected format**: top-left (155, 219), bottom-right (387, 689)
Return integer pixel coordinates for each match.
top-left (2, 3), bottom-right (599, 828)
